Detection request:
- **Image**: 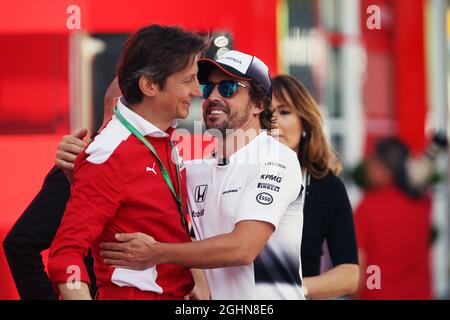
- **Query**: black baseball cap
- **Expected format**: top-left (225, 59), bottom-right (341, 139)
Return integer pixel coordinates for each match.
top-left (198, 50), bottom-right (272, 99)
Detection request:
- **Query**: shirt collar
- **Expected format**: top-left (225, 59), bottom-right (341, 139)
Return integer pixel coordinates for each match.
top-left (116, 97), bottom-right (178, 138)
top-left (213, 131), bottom-right (268, 166)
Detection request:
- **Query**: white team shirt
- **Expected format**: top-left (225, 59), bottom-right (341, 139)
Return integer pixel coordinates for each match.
top-left (186, 131), bottom-right (305, 300)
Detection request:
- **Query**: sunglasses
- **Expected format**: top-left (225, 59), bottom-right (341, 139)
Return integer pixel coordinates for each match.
top-left (200, 80), bottom-right (247, 99)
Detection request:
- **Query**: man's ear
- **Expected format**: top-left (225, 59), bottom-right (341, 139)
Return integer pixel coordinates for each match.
top-left (252, 101), bottom-right (264, 116)
top-left (138, 76), bottom-right (159, 98)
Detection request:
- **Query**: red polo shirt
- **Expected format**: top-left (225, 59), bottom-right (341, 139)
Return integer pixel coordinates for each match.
top-left (48, 99), bottom-right (194, 299)
top-left (354, 184), bottom-right (432, 300)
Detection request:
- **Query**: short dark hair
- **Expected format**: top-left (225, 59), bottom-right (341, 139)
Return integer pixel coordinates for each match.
top-left (373, 137), bottom-right (422, 198)
top-left (117, 24), bottom-right (208, 104)
top-left (248, 81), bottom-right (273, 130)
top-left (374, 137), bottom-right (410, 177)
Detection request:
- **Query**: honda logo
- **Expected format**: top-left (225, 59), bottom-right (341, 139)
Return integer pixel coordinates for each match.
top-left (195, 185), bottom-right (208, 203)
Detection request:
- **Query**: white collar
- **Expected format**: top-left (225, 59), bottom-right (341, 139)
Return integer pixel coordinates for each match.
top-left (116, 97), bottom-right (178, 138)
top-left (218, 130), bottom-right (268, 165)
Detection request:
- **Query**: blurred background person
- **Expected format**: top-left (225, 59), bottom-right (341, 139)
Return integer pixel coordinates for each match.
top-left (271, 74), bottom-right (359, 299)
top-left (354, 137), bottom-right (433, 300)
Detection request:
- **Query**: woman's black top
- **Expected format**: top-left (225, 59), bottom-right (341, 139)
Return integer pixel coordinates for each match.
top-left (301, 171), bottom-right (359, 277)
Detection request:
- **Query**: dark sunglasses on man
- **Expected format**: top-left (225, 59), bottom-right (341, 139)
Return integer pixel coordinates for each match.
top-left (200, 80), bottom-right (247, 99)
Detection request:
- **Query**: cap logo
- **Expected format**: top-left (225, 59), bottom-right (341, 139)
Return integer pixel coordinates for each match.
top-left (221, 56), bottom-right (242, 65)
top-left (217, 51), bottom-right (253, 74)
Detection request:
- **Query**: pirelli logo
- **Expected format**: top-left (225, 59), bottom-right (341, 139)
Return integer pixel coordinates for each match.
top-left (257, 182), bottom-right (280, 192)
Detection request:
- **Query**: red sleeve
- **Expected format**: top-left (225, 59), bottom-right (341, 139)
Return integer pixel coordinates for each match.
top-left (354, 195), bottom-right (372, 254)
top-left (48, 153), bottom-right (125, 287)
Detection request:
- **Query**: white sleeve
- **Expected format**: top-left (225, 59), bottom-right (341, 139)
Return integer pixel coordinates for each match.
top-left (234, 152), bottom-right (302, 229)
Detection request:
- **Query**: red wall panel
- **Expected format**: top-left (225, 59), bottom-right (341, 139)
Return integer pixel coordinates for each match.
top-left (360, 0), bottom-right (428, 155)
top-left (392, 0), bottom-right (428, 154)
top-left (0, 0), bottom-right (278, 74)
top-left (0, 34), bottom-right (69, 134)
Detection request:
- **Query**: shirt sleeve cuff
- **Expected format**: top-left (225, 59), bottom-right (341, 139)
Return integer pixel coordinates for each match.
top-left (48, 255), bottom-right (91, 292)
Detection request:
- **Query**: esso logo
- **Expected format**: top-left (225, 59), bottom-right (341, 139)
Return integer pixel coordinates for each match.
top-left (256, 192), bottom-right (273, 205)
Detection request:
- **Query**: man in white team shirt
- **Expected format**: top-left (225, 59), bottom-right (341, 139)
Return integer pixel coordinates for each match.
top-left (99, 51), bottom-right (306, 300)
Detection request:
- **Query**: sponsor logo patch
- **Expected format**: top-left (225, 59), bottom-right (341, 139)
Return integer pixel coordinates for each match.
top-left (222, 188), bottom-right (240, 195)
top-left (257, 182), bottom-right (280, 192)
top-left (191, 209), bottom-right (205, 218)
top-left (195, 185), bottom-right (208, 203)
top-left (260, 174), bottom-right (283, 183)
top-left (221, 56), bottom-right (242, 65)
top-left (264, 161), bottom-right (287, 170)
top-left (146, 162), bottom-right (157, 175)
top-left (256, 192), bottom-right (273, 205)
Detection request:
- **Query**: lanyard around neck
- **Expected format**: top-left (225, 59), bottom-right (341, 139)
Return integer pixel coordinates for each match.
top-left (113, 107), bottom-right (188, 234)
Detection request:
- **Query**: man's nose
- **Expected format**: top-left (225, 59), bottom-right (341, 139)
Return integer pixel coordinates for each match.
top-left (192, 77), bottom-right (202, 97)
top-left (208, 83), bottom-right (222, 100)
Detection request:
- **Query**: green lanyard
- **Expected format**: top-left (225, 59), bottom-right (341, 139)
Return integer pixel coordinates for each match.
top-left (113, 107), bottom-right (189, 235)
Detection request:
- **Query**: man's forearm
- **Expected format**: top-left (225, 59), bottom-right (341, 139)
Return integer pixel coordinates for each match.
top-left (58, 282), bottom-right (92, 300)
top-left (100, 221), bottom-right (273, 270)
top-left (154, 221), bottom-right (273, 269)
top-left (303, 264), bottom-right (359, 299)
top-left (155, 232), bottom-right (250, 269)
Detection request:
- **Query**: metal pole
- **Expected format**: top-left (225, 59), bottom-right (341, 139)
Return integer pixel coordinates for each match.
top-left (427, 0), bottom-right (449, 299)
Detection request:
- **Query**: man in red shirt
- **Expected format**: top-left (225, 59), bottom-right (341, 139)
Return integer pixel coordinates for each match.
top-left (48, 24), bottom-right (208, 300)
top-left (354, 137), bottom-right (432, 300)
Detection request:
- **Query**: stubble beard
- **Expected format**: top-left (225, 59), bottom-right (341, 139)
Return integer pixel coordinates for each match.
top-left (204, 102), bottom-right (252, 138)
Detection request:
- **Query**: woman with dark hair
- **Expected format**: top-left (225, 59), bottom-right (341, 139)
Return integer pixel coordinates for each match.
top-left (271, 74), bottom-right (359, 299)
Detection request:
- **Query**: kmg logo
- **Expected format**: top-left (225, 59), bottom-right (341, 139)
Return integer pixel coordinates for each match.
top-left (195, 185), bottom-right (208, 203)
